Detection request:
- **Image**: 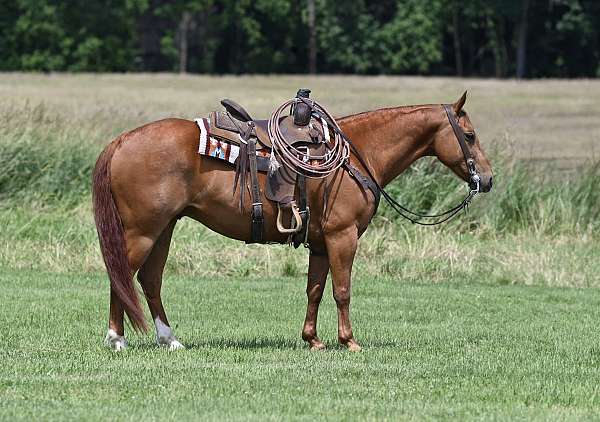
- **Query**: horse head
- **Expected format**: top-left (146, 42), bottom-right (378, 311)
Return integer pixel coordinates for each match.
top-left (430, 92), bottom-right (493, 193)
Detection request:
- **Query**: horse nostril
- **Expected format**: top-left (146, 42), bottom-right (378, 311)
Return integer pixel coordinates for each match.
top-left (482, 176), bottom-right (493, 192)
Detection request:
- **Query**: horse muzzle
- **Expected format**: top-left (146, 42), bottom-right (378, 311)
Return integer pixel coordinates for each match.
top-left (479, 174), bottom-right (493, 193)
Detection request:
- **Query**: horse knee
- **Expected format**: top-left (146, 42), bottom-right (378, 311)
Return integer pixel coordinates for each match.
top-left (333, 287), bottom-right (350, 307)
top-left (306, 286), bottom-right (324, 303)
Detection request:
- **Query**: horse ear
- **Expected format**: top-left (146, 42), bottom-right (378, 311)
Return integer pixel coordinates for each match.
top-left (453, 91), bottom-right (467, 114)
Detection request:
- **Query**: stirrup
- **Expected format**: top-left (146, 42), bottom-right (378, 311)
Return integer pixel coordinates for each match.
top-left (276, 202), bottom-right (303, 234)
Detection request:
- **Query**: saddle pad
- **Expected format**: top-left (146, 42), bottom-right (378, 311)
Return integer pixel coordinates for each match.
top-left (195, 118), bottom-right (240, 164)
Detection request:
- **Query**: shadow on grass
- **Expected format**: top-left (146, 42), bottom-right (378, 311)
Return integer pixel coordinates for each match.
top-left (131, 336), bottom-right (303, 351)
top-left (130, 336), bottom-right (404, 352)
top-left (186, 337), bottom-right (302, 350)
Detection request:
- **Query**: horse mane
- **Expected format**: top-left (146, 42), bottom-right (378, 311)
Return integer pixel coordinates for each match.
top-left (338, 104), bottom-right (440, 123)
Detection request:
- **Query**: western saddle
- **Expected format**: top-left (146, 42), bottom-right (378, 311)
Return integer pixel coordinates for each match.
top-left (209, 89), bottom-right (327, 246)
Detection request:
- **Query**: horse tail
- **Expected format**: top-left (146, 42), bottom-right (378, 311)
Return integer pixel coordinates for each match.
top-left (92, 135), bottom-right (147, 332)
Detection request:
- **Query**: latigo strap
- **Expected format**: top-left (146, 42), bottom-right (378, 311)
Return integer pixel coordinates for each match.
top-left (247, 137), bottom-right (264, 244)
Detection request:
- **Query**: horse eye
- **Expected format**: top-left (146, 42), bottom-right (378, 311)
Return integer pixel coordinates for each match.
top-left (464, 132), bottom-right (476, 144)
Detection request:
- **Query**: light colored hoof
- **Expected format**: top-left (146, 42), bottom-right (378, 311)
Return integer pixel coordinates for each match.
top-left (346, 341), bottom-right (362, 352)
top-left (105, 329), bottom-right (127, 351)
top-left (165, 339), bottom-right (185, 351)
top-left (154, 318), bottom-right (184, 350)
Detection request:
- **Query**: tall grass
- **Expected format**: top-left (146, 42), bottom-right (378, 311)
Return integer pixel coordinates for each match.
top-left (0, 102), bottom-right (597, 286)
top-left (1, 103), bottom-right (598, 235)
top-left (382, 154), bottom-right (600, 235)
top-left (0, 103), bottom-right (101, 206)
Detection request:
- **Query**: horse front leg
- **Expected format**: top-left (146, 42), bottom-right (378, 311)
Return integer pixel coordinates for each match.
top-left (325, 227), bottom-right (361, 352)
top-left (302, 253), bottom-right (329, 350)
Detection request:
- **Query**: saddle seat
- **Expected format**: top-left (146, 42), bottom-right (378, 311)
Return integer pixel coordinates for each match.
top-left (209, 111), bottom-right (274, 149)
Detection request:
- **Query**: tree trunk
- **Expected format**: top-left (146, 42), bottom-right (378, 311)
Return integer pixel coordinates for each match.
top-left (179, 11), bottom-right (192, 74)
top-left (487, 14), bottom-right (506, 78)
top-left (516, 0), bottom-right (530, 79)
top-left (307, 0), bottom-right (317, 74)
top-left (499, 18), bottom-right (508, 78)
top-left (137, 0), bottom-right (164, 71)
top-left (452, 5), bottom-right (463, 76)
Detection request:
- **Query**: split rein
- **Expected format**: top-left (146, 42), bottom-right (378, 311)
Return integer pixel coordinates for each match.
top-left (289, 98), bottom-right (481, 226)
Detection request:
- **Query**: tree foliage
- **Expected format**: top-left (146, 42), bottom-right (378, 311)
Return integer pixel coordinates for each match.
top-left (0, 0), bottom-right (598, 77)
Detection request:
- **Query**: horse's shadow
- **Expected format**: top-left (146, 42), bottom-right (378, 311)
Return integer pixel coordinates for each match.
top-left (133, 336), bottom-right (302, 351)
top-left (185, 337), bottom-right (301, 350)
top-left (134, 337), bottom-right (399, 351)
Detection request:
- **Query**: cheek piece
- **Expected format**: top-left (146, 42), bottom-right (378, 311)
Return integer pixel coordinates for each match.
top-left (443, 104), bottom-right (481, 195)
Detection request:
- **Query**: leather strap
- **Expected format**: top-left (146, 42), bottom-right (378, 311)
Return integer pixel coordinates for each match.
top-left (247, 137), bottom-right (264, 243)
top-left (443, 104), bottom-right (474, 172)
top-left (234, 142), bottom-right (247, 210)
top-left (233, 121), bottom-right (254, 210)
top-left (344, 162), bottom-right (380, 220)
top-left (292, 174), bottom-right (310, 249)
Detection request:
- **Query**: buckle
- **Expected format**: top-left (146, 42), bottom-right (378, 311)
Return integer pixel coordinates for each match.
top-left (469, 173), bottom-right (481, 194)
top-left (466, 158), bottom-right (477, 174)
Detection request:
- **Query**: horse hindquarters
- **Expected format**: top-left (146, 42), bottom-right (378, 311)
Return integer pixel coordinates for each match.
top-left (92, 136), bottom-right (147, 333)
top-left (94, 120), bottom-right (201, 348)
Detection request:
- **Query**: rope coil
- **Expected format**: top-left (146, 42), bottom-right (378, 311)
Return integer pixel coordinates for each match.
top-left (267, 99), bottom-right (349, 178)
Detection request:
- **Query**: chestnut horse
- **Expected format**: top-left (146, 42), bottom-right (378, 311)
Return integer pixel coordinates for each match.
top-left (93, 92), bottom-right (492, 351)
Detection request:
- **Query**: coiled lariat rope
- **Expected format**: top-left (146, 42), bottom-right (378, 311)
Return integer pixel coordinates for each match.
top-left (267, 99), bottom-right (349, 178)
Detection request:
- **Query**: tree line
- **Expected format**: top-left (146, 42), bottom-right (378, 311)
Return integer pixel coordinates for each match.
top-left (1, 0), bottom-right (599, 78)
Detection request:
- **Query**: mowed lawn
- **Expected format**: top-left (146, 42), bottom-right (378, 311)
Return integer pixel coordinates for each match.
top-left (2, 269), bottom-right (600, 420)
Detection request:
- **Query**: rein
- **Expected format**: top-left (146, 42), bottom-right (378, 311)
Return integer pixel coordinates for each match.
top-left (299, 98), bottom-right (481, 226)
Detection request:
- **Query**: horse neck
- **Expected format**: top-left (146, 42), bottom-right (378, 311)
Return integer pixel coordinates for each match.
top-left (339, 105), bottom-right (441, 187)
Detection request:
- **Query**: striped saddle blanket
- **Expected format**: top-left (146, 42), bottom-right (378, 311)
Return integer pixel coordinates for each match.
top-left (194, 117), bottom-right (270, 166)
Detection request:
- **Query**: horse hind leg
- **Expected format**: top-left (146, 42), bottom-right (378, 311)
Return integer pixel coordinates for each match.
top-left (137, 220), bottom-right (184, 350)
top-left (104, 221), bottom-right (171, 350)
top-left (105, 290), bottom-right (127, 350)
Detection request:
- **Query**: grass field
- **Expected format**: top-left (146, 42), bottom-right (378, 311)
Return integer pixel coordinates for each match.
top-left (1, 74), bottom-right (599, 420)
top-left (4, 270), bottom-right (600, 420)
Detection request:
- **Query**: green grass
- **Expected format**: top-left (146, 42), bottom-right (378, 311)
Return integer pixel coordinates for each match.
top-left (1, 204), bottom-right (598, 288)
top-left (2, 269), bottom-right (600, 420)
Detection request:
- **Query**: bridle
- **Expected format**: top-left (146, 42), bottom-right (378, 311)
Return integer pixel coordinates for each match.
top-left (300, 98), bottom-right (481, 226)
top-left (443, 104), bottom-right (481, 194)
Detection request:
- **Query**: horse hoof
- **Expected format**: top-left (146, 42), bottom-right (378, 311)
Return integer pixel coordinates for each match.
top-left (310, 341), bottom-right (326, 351)
top-left (346, 341), bottom-right (362, 352)
top-left (167, 340), bottom-right (185, 351)
top-left (105, 329), bottom-right (127, 351)
top-left (157, 336), bottom-right (185, 350)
